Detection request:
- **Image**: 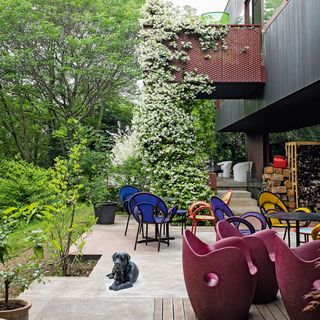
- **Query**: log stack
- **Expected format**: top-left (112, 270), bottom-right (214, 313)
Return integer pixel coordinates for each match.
top-left (262, 166), bottom-right (295, 209)
top-left (296, 144), bottom-right (320, 211)
top-left (286, 141), bottom-right (320, 212)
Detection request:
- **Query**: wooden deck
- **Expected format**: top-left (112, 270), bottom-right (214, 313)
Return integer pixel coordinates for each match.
top-left (153, 297), bottom-right (289, 320)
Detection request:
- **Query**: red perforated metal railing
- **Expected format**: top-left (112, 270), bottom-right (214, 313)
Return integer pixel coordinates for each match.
top-left (173, 25), bottom-right (265, 98)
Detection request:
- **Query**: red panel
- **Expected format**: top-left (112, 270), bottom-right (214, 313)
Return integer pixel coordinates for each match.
top-left (173, 26), bottom-right (265, 98)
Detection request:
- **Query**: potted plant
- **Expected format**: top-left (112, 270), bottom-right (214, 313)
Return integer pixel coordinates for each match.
top-left (84, 152), bottom-right (118, 225)
top-left (0, 218), bottom-right (43, 320)
top-left (89, 176), bottom-right (118, 225)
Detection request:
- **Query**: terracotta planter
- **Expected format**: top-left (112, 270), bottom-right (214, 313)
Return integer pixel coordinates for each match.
top-left (0, 299), bottom-right (31, 320)
top-left (208, 172), bottom-right (217, 190)
top-left (94, 202), bottom-right (117, 224)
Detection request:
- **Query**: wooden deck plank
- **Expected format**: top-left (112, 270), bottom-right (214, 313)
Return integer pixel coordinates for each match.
top-left (256, 304), bottom-right (276, 320)
top-left (250, 304), bottom-right (265, 320)
top-left (274, 297), bottom-right (289, 318)
top-left (266, 301), bottom-right (288, 320)
top-left (163, 298), bottom-right (173, 320)
top-left (154, 298), bottom-right (163, 320)
top-left (154, 298), bottom-right (288, 320)
top-left (173, 298), bottom-right (185, 320)
top-left (183, 298), bottom-right (196, 320)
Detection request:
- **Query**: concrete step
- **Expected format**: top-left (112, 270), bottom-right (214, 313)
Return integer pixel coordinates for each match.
top-left (217, 190), bottom-right (252, 199)
top-left (229, 198), bottom-right (258, 206)
top-left (230, 206), bottom-right (261, 216)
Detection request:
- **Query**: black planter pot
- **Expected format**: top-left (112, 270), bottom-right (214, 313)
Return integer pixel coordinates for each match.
top-left (94, 202), bottom-right (117, 224)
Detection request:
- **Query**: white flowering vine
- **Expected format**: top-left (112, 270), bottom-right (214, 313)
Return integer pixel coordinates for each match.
top-left (136, 0), bottom-right (230, 206)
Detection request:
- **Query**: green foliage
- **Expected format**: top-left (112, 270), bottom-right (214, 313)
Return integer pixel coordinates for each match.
top-left (191, 100), bottom-right (217, 161)
top-left (0, 0), bottom-right (143, 164)
top-left (137, 0), bottom-right (229, 207)
top-left (0, 159), bottom-right (53, 209)
top-left (0, 216), bottom-right (43, 307)
top-left (83, 153), bottom-right (115, 206)
top-left (215, 132), bottom-right (246, 163)
top-left (2, 203), bottom-right (55, 223)
top-left (113, 155), bottom-right (147, 191)
top-left (264, 0), bottom-right (284, 23)
top-left (270, 124), bottom-right (320, 158)
top-left (45, 142), bottom-right (95, 276)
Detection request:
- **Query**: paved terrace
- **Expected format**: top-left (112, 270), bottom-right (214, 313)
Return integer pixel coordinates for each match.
top-left (20, 216), bottom-right (290, 320)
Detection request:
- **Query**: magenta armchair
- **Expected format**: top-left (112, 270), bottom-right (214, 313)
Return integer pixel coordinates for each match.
top-left (182, 230), bottom-right (257, 320)
top-left (275, 236), bottom-right (320, 320)
top-left (216, 220), bottom-right (278, 303)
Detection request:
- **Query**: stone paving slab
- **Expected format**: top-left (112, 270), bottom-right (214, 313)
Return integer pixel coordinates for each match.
top-left (25, 297), bottom-right (154, 320)
top-left (20, 215), bottom-right (289, 319)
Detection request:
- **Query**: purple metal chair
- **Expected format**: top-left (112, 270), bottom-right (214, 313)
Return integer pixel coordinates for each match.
top-left (183, 230), bottom-right (257, 320)
top-left (119, 185), bottom-right (140, 236)
top-left (210, 196), bottom-right (267, 235)
top-left (216, 220), bottom-right (279, 303)
top-left (129, 192), bottom-right (177, 252)
top-left (275, 236), bottom-right (320, 320)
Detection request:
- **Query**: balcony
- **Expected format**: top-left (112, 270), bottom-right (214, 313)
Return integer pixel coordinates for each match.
top-left (174, 25), bottom-right (265, 99)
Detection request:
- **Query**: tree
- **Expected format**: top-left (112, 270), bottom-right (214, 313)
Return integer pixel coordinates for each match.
top-left (264, 0), bottom-right (284, 23)
top-left (0, 0), bottom-right (143, 164)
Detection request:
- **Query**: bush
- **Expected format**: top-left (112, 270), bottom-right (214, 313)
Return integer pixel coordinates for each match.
top-left (0, 159), bottom-right (53, 209)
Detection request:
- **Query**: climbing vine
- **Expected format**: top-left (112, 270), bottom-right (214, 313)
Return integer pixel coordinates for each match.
top-left (136, 0), bottom-right (230, 206)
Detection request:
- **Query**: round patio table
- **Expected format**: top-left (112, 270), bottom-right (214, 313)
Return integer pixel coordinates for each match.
top-left (266, 212), bottom-right (320, 246)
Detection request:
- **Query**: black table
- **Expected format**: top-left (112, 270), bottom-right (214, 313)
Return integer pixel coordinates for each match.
top-left (266, 212), bottom-right (320, 246)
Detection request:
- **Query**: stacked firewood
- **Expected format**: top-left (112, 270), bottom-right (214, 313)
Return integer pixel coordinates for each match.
top-left (262, 166), bottom-right (295, 209)
top-left (296, 145), bottom-right (320, 211)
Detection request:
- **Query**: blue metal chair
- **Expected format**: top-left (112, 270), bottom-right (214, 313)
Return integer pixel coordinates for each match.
top-left (119, 185), bottom-right (140, 236)
top-left (210, 196), bottom-right (267, 235)
top-left (129, 192), bottom-right (178, 251)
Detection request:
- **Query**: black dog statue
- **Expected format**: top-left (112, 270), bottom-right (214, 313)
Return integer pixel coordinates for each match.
top-left (107, 252), bottom-right (139, 291)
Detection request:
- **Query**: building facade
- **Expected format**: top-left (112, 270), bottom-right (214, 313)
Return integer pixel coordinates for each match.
top-left (216, 0), bottom-right (320, 178)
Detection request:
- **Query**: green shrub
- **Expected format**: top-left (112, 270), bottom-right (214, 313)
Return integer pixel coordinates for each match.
top-left (0, 159), bottom-right (53, 209)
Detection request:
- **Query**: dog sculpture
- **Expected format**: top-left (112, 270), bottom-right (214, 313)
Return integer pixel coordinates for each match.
top-left (107, 252), bottom-right (139, 291)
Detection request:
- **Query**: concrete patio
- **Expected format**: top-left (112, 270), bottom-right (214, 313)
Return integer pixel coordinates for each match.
top-left (20, 215), bottom-right (290, 320)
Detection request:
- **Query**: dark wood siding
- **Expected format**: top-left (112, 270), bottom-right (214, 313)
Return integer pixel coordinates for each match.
top-left (225, 0), bottom-right (244, 24)
top-left (217, 0), bottom-right (320, 132)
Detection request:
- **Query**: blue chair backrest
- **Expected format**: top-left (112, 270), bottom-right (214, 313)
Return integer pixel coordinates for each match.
top-left (210, 196), bottom-right (234, 221)
top-left (129, 192), bottom-right (168, 224)
top-left (119, 185), bottom-right (140, 205)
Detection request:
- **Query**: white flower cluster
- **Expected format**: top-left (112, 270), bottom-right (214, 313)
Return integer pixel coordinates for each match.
top-left (111, 125), bottom-right (140, 166)
top-left (134, 0), bottom-right (230, 206)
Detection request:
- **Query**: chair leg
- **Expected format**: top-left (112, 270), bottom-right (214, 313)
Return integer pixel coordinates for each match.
top-left (124, 214), bottom-right (130, 236)
top-left (166, 223), bottom-right (170, 247)
top-left (146, 224), bottom-right (148, 245)
top-left (283, 228), bottom-right (287, 240)
top-left (158, 224), bottom-right (162, 252)
top-left (287, 228), bottom-right (291, 247)
top-left (134, 223), bottom-right (140, 250)
top-left (181, 217), bottom-right (184, 235)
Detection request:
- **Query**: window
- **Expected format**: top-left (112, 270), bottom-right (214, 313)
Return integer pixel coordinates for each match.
top-left (264, 0), bottom-right (285, 24)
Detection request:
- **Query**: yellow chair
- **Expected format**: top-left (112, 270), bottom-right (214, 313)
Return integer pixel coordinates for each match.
top-left (258, 191), bottom-right (310, 247)
top-left (311, 224), bottom-right (320, 240)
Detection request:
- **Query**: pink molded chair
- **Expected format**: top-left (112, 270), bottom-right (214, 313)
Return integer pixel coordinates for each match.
top-left (182, 230), bottom-right (257, 320)
top-left (275, 236), bottom-right (320, 320)
top-left (216, 220), bottom-right (278, 303)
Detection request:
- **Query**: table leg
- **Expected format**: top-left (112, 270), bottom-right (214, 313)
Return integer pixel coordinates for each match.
top-left (296, 220), bottom-right (300, 247)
